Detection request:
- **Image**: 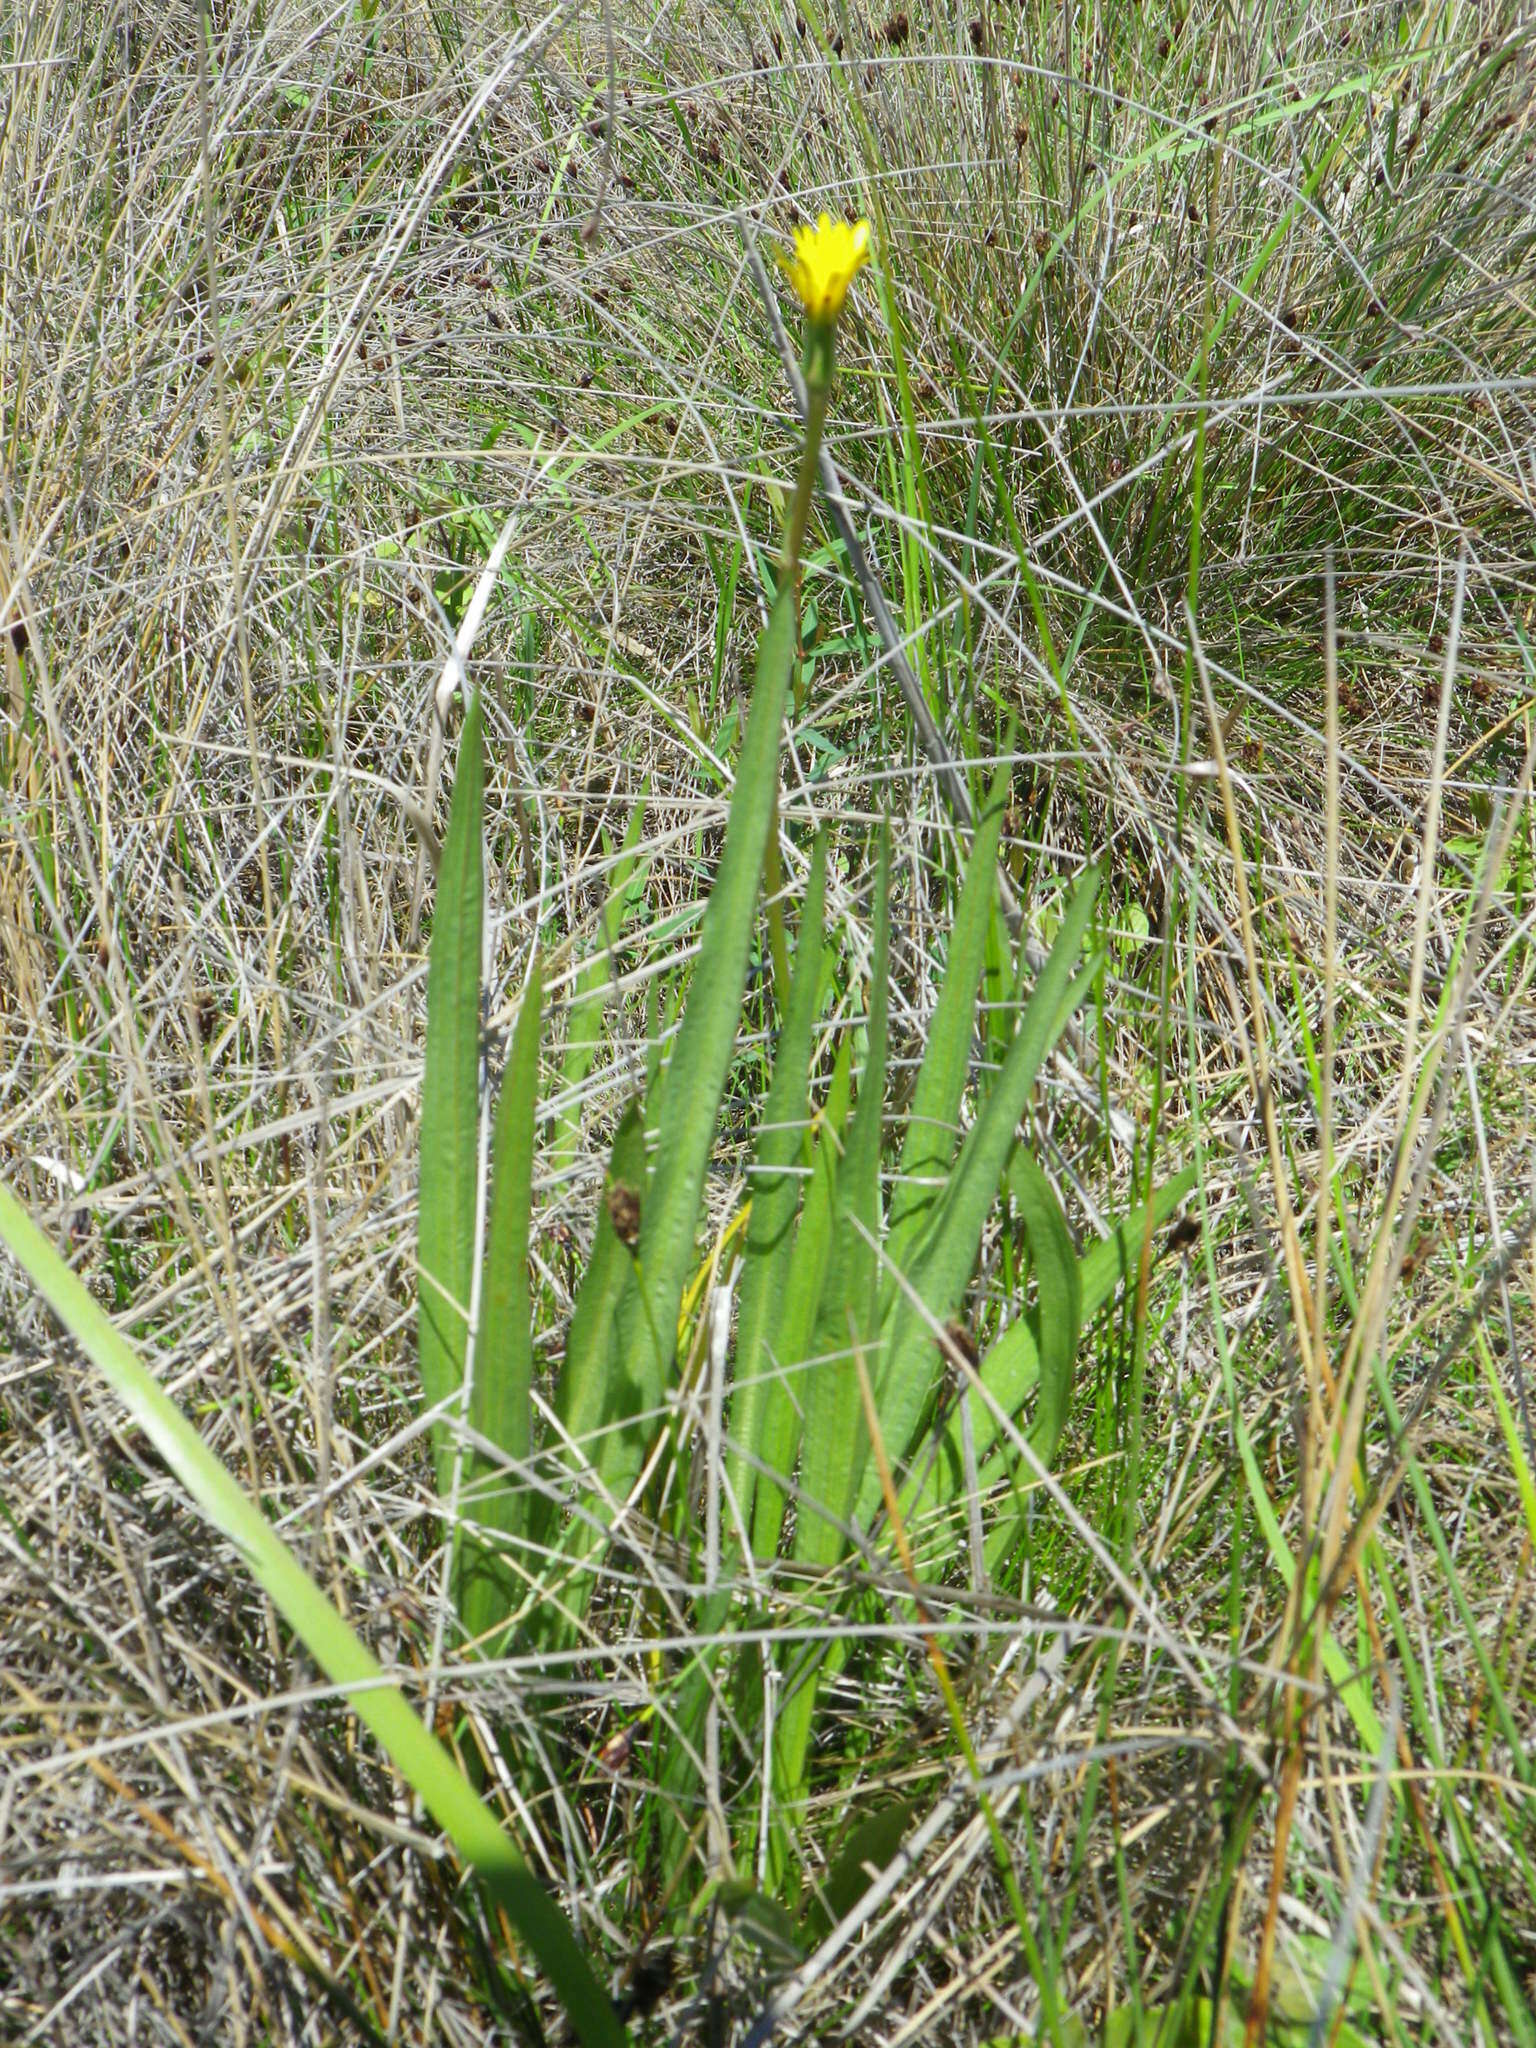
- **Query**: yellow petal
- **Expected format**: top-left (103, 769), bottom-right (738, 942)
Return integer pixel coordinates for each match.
top-left (779, 213), bottom-right (872, 322)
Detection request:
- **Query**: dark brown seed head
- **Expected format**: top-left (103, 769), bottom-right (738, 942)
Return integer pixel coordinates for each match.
top-left (1165, 1214), bottom-right (1201, 1254)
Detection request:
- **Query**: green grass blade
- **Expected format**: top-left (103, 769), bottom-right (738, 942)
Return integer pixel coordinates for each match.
top-left (419, 693), bottom-right (485, 1498)
top-left (885, 764), bottom-right (1009, 1268)
top-left (457, 959), bottom-right (542, 1650)
top-left (0, 1181), bottom-right (629, 2048)
top-left (832, 826), bottom-right (892, 1350)
top-left (725, 830), bottom-right (829, 1535)
top-left (1076, 1169), bottom-right (1198, 1325)
top-left (653, 842), bottom-right (834, 1887)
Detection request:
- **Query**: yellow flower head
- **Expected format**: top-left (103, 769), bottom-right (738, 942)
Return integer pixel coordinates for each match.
top-left (780, 213), bottom-right (871, 323)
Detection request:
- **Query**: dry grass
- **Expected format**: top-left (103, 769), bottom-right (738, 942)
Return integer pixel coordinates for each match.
top-left (2, 0), bottom-right (1535, 2041)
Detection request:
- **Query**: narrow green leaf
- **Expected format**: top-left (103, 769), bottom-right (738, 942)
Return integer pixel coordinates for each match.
top-left (546, 1101), bottom-right (648, 1511)
top-left (1077, 1166), bottom-right (1197, 1325)
top-left (457, 961), bottom-right (542, 1649)
top-left (857, 870), bottom-right (1101, 1524)
top-left (0, 1182), bottom-right (628, 2048)
top-left (751, 1036), bottom-right (851, 1561)
top-left (656, 841), bottom-right (830, 1883)
top-left (725, 831), bottom-right (829, 1534)
top-left (885, 762), bottom-right (1009, 1268)
top-left (772, 838), bottom-right (894, 1806)
top-left (794, 831), bottom-right (892, 1567)
top-left (610, 584), bottom-right (801, 1499)
top-left (832, 826), bottom-right (892, 1350)
top-left (551, 798), bottom-right (649, 1179)
top-left (419, 694), bottom-right (485, 1497)
top-left (922, 1164), bottom-right (1198, 1518)
top-left (1007, 1148), bottom-right (1081, 1468)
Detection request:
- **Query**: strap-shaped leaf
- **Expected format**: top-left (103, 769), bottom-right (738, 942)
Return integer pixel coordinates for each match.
top-left (457, 961), bottom-right (542, 1648)
top-left (857, 869), bottom-right (1102, 1524)
top-left (1075, 1168), bottom-right (1196, 1325)
top-left (832, 825), bottom-right (892, 1351)
top-left (725, 831), bottom-right (829, 1532)
top-left (608, 583), bottom-right (801, 1498)
top-left (912, 1165), bottom-right (1197, 1526)
top-left (771, 840), bottom-right (894, 1814)
top-left (550, 797), bottom-right (649, 1179)
top-left (1007, 1146), bottom-right (1081, 1468)
top-left (794, 828), bottom-right (892, 1568)
top-left (884, 760), bottom-right (1009, 1269)
top-left (750, 1038), bottom-right (851, 1561)
top-left (545, 1101), bottom-right (649, 1516)
top-left (419, 694), bottom-right (485, 1497)
top-left (656, 844), bottom-right (831, 1882)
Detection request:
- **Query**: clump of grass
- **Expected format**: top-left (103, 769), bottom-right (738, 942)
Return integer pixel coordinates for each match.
top-left (2, 0), bottom-right (1534, 2042)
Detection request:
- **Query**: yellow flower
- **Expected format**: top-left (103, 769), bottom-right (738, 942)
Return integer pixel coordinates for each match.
top-left (780, 213), bottom-right (871, 322)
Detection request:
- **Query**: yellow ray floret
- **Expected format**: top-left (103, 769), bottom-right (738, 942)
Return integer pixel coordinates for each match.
top-left (780, 213), bottom-right (871, 322)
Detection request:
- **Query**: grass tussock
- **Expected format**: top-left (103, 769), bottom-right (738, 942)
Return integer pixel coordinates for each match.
top-left (2, 0), bottom-right (1535, 2042)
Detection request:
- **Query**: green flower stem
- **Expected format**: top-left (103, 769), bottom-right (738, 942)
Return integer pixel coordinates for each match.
top-left (778, 318), bottom-right (835, 585)
top-left (764, 316), bottom-right (835, 1007)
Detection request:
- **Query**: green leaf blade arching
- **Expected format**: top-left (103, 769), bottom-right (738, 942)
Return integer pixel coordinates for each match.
top-left (530, 1102), bottom-right (650, 1655)
top-left (550, 796), bottom-right (649, 1181)
top-left (457, 959), bottom-right (542, 1651)
top-left (606, 583), bottom-right (800, 1504)
top-left (658, 836), bottom-right (833, 1887)
top-left (0, 1182), bottom-right (629, 2048)
top-left (419, 693), bottom-right (486, 1498)
top-left (974, 1165), bottom-right (1198, 1496)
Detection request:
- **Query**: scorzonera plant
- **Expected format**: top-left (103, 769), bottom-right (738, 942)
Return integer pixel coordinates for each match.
top-left (417, 215), bottom-right (1186, 1912)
